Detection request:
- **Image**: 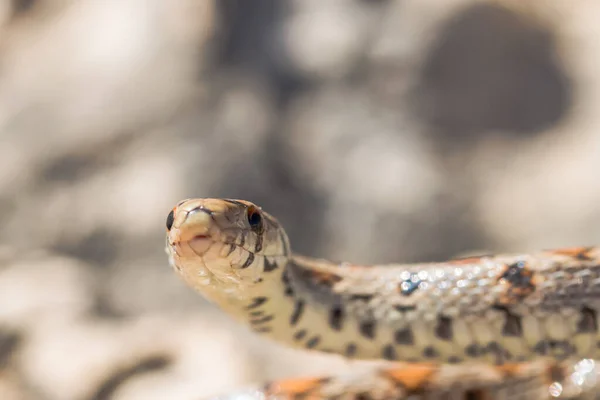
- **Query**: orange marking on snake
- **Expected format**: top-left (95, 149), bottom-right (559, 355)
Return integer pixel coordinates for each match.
top-left (264, 376), bottom-right (328, 398)
top-left (447, 256), bottom-right (486, 265)
top-left (496, 262), bottom-right (536, 305)
top-left (382, 363), bottom-right (438, 391)
top-left (548, 246), bottom-right (594, 260)
top-left (495, 363), bottom-right (528, 377)
top-left (308, 270), bottom-right (343, 287)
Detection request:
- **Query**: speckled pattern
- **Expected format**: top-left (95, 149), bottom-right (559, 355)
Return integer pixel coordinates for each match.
top-left (166, 198), bottom-right (600, 399)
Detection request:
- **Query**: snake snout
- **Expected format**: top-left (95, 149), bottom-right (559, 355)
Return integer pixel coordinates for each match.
top-left (188, 235), bottom-right (213, 255)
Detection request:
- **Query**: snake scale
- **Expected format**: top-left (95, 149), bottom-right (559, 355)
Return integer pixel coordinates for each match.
top-left (165, 198), bottom-right (600, 399)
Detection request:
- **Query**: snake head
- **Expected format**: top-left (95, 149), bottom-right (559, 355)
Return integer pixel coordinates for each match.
top-left (165, 198), bottom-right (291, 299)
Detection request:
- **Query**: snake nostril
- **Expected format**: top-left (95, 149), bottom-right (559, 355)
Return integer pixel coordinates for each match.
top-left (166, 209), bottom-right (175, 231)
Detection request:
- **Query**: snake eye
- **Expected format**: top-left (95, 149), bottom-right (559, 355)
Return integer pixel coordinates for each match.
top-left (166, 209), bottom-right (175, 231)
top-left (247, 206), bottom-right (263, 233)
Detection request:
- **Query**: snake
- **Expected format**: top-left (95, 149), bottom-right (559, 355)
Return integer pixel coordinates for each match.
top-left (165, 198), bottom-right (600, 399)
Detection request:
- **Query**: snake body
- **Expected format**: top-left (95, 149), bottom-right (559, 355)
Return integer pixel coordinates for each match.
top-left (165, 198), bottom-right (600, 399)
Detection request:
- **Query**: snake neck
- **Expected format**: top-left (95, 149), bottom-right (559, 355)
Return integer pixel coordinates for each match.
top-left (237, 254), bottom-right (421, 360)
top-left (235, 255), bottom-right (361, 356)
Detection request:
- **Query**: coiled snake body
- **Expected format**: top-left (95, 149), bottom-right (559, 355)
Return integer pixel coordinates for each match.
top-left (165, 198), bottom-right (600, 399)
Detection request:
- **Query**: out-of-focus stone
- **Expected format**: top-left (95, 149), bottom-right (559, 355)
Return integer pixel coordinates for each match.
top-left (474, 2), bottom-right (600, 250)
top-left (0, 370), bottom-right (27, 400)
top-left (0, 0), bottom-right (214, 195)
top-left (283, 1), bottom-right (377, 79)
top-left (286, 86), bottom-right (441, 213)
top-left (19, 315), bottom-right (253, 400)
top-left (0, 253), bottom-right (94, 329)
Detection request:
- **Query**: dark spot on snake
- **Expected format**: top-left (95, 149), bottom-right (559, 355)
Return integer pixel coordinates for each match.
top-left (264, 257), bottom-right (279, 272)
top-left (578, 248), bottom-right (594, 260)
top-left (547, 364), bottom-right (567, 383)
top-left (448, 356), bottom-right (463, 364)
top-left (238, 233), bottom-right (246, 248)
top-left (254, 234), bottom-right (263, 253)
top-left (355, 393), bottom-right (373, 400)
top-left (394, 328), bottom-right (414, 346)
top-left (574, 247), bottom-right (595, 260)
top-left (246, 297), bottom-right (268, 309)
top-left (500, 349), bottom-right (513, 364)
top-left (240, 252), bottom-right (254, 269)
top-left (250, 315), bottom-right (274, 325)
top-left (306, 336), bottom-right (320, 349)
top-left (226, 243), bottom-right (236, 256)
top-left (485, 344), bottom-right (511, 364)
top-left (577, 306), bottom-right (598, 333)
top-left (350, 294), bottom-right (374, 302)
top-left (498, 261), bottom-right (535, 298)
top-left (281, 269), bottom-right (294, 297)
top-left (293, 330), bottom-right (307, 341)
top-left (503, 314), bottom-right (523, 337)
top-left (465, 389), bottom-right (486, 400)
top-left (345, 343), bottom-right (357, 357)
top-left (544, 340), bottom-right (575, 358)
top-left (434, 316), bottom-right (453, 341)
top-left (382, 344), bottom-right (397, 361)
top-left (500, 261), bottom-right (528, 282)
top-left (359, 321), bottom-right (376, 339)
top-left (166, 210), bottom-right (174, 231)
top-left (493, 305), bottom-right (523, 337)
top-left (465, 344), bottom-right (480, 357)
top-left (423, 346), bottom-right (439, 358)
top-left (329, 305), bottom-right (345, 331)
top-left (394, 305), bottom-right (417, 312)
top-left (290, 300), bottom-right (305, 326)
top-left (486, 341), bottom-right (504, 357)
top-left (399, 273), bottom-right (421, 296)
top-left (253, 327), bottom-right (272, 333)
top-left (249, 310), bottom-right (264, 317)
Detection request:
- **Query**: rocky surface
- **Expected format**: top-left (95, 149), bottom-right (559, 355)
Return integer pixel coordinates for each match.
top-left (0, 0), bottom-right (600, 399)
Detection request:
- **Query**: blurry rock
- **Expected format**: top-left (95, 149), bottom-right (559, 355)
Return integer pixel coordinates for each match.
top-left (283, 1), bottom-right (379, 79)
top-left (0, 252), bottom-right (94, 329)
top-left (0, 370), bottom-right (27, 400)
top-left (285, 86), bottom-right (443, 262)
top-left (0, 0), bottom-right (214, 195)
top-left (286, 86), bottom-right (440, 212)
top-left (415, 2), bottom-right (571, 141)
top-left (19, 315), bottom-right (253, 400)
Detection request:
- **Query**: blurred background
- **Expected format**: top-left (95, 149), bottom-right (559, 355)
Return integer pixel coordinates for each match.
top-left (0, 0), bottom-right (599, 399)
